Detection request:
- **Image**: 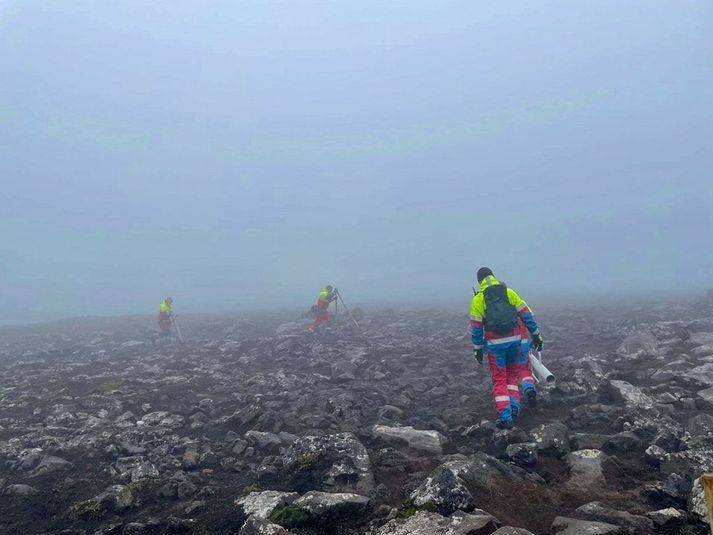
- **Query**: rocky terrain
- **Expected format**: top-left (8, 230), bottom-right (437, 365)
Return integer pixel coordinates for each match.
top-left (2, 300), bottom-right (713, 535)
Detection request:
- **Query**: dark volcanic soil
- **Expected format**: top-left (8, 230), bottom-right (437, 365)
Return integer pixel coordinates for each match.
top-left (1, 302), bottom-right (713, 534)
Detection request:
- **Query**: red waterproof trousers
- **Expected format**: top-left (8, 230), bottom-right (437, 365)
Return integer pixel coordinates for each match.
top-left (310, 300), bottom-right (330, 331)
top-left (487, 342), bottom-right (522, 421)
top-left (518, 320), bottom-right (536, 392)
top-left (158, 312), bottom-right (171, 334)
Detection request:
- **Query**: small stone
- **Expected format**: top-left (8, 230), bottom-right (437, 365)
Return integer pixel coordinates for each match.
top-left (505, 442), bottom-right (537, 466)
top-left (644, 445), bottom-right (667, 467)
top-left (94, 484), bottom-right (135, 512)
top-left (183, 448), bottom-right (201, 469)
top-left (233, 439), bottom-right (249, 455)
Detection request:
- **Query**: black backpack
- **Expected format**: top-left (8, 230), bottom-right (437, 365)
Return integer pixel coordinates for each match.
top-left (483, 283), bottom-right (518, 334)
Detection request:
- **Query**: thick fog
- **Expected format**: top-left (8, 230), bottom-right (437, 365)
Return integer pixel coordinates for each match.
top-left (1, 1), bottom-right (711, 324)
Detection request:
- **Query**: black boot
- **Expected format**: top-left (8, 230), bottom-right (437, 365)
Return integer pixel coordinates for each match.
top-left (496, 417), bottom-right (513, 430)
top-left (526, 389), bottom-right (537, 408)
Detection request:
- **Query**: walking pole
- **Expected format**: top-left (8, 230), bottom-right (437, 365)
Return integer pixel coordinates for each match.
top-left (173, 315), bottom-right (185, 343)
top-left (336, 290), bottom-right (360, 329)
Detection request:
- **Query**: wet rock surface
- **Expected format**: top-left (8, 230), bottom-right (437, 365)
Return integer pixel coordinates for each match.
top-left (1, 303), bottom-right (712, 534)
top-left (374, 510), bottom-right (499, 535)
top-left (235, 490), bottom-right (299, 519)
top-left (371, 424), bottom-right (447, 455)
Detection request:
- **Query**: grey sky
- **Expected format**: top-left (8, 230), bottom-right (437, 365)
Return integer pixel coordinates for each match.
top-left (1, 1), bottom-right (711, 324)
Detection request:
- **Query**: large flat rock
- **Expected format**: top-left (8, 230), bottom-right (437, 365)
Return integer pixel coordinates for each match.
top-left (375, 510), bottom-right (499, 535)
top-left (552, 516), bottom-right (624, 534)
top-left (235, 490), bottom-right (298, 519)
top-left (372, 425), bottom-right (447, 454)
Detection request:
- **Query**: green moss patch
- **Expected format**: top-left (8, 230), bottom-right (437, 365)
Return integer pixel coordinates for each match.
top-left (268, 504), bottom-right (313, 528)
top-left (67, 499), bottom-right (101, 521)
top-left (397, 498), bottom-right (437, 518)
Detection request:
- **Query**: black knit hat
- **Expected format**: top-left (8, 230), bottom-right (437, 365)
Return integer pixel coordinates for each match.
top-left (476, 267), bottom-right (493, 283)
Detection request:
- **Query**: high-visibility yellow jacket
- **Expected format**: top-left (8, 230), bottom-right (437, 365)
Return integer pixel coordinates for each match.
top-left (469, 275), bottom-right (539, 350)
top-left (318, 287), bottom-right (336, 304)
top-left (160, 300), bottom-right (173, 315)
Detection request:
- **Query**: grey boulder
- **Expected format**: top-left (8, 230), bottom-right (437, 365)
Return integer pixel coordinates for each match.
top-left (572, 501), bottom-right (653, 534)
top-left (565, 450), bottom-right (609, 490)
top-left (530, 422), bottom-right (570, 457)
top-left (30, 455), bottom-right (73, 476)
top-left (3, 484), bottom-right (38, 497)
top-left (606, 380), bottom-right (654, 410)
top-left (239, 516), bottom-right (296, 535)
top-left (260, 432), bottom-right (374, 494)
top-left (646, 507), bottom-right (685, 527)
top-left (375, 510), bottom-right (499, 535)
top-left (292, 490), bottom-right (369, 519)
top-left (235, 490), bottom-right (298, 519)
top-left (552, 516), bottom-right (625, 534)
top-left (372, 425), bottom-right (447, 455)
top-left (409, 460), bottom-right (475, 515)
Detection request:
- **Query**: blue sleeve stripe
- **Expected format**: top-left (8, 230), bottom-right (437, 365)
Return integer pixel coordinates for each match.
top-left (521, 311), bottom-right (540, 336)
top-left (471, 325), bottom-right (484, 348)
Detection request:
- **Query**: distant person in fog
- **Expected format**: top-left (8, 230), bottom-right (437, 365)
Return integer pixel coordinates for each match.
top-left (158, 297), bottom-right (174, 336)
top-left (308, 285), bottom-right (337, 333)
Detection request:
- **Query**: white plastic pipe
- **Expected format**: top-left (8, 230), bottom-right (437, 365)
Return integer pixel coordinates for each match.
top-left (530, 351), bottom-right (555, 383)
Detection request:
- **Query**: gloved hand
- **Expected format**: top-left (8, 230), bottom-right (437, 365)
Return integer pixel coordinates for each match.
top-left (532, 333), bottom-right (544, 351)
top-left (474, 348), bottom-right (483, 364)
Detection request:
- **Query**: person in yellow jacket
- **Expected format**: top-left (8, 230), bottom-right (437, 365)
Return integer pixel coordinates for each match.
top-left (470, 268), bottom-right (543, 429)
top-left (308, 285), bottom-right (337, 333)
top-left (158, 297), bottom-right (174, 335)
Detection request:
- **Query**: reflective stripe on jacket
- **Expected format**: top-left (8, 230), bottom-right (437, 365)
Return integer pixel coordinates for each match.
top-left (469, 275), bottom-right (540, 350)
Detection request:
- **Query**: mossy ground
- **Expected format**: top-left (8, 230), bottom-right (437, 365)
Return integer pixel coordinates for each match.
top-left (67, 499), bottom-right (101, 521)
top-left (242, 483), bottom-right (260, 495)
top-left (397, 498), bottom-right (438, 519)
top-left (268, 504), bottom-right (313, 527)
top-left (292, 452), bottom-right (323, 469)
